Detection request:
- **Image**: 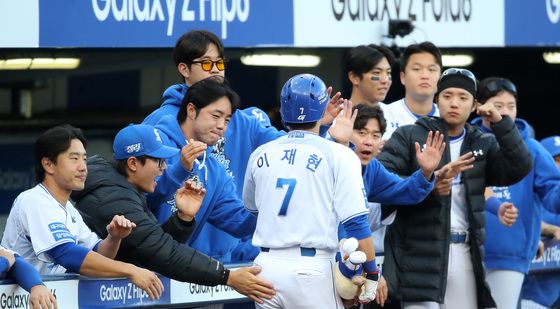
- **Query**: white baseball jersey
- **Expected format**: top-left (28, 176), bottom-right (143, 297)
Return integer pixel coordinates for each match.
top-left (243, 130), bottom-right (368, 251)
top-left (381, 98), bottom-right (439, 140)
top-left (1, 184), bottom-right (101, 274)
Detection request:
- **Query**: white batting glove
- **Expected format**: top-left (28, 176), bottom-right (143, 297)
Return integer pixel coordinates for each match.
top-left (359, 273), bottom-right (379, 303)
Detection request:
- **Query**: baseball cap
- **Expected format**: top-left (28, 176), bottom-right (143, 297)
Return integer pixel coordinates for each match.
top-left (242, 107), bottom-right (272, 127)
top-left (437, 68), bottom-right (477, 98)
top-left (540, 136), bottom-right (560, 158)
top-left (113, 124), bottom-right (179, 160)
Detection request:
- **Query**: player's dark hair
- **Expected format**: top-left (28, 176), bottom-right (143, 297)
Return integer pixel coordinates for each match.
top-left (368, 44), bottom-right (396, 67)
top-left (400, 41), bottom-right (442, 72)
top-left (353, 104), bottom-right (387, 134)
top-left (346, 45), bottom-right (396, 84)
top-left (113, 157), bottom-right (148, 177)
top-left (173, 30), bottom-right (224, 68)
top-left (477, 77), bottom-right (518, 104)
top-left (34, 124), bottom-right (87, 183)
top-left (177, 77), bottom-right (240, 124)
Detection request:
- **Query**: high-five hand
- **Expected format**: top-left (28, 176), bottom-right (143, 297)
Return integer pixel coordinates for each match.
top-left (321, 86), bottom-right (344, 126)
top-left (106, 215), bottom-right (136, 240)
top-left (175, 179), bottom-right (206, 222)
top-left (328, 99), bottom-right (357, 146)
top-left (415, 131), bottom-right (446, 179)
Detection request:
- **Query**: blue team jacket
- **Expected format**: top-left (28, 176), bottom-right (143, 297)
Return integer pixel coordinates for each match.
top-left (472, 117), bottom-right (560, 273)
top-left (338, 159), bottom-right (435, 240)
top-left (148, 114), bottom-right (258, 261)
top-left (144, 85), bottom-right (285, 262)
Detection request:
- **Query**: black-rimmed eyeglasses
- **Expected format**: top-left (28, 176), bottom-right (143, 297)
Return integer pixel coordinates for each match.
top-left (143, 156), bottom-right (165, 169)
top-left (441, 68), bottom-right (477, 91)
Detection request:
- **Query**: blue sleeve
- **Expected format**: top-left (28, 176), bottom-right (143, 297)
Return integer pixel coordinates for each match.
top-left (365, 160), bottom-right (434, 204)
top-left (319, 124), bottom-right (331, 138)
top-left (8, 256), bottom-right (43, 292)
top-left (46, 242), bottom-right (89, 273)
top-left (342, 214), bottom-right (371, 240)
top-left (532, 143), bottom-right (560, 213)
top-left (230, 238), bottom-right (260, 263)
top-left (485, 196), bottom-right (502, 216)
top-left (250, 114), bottom-right (286, 147)
top-left (0, 257), bottom-right (9, 274)
top-left (208, 169), bottom-right (257, 238)
top-left (542, 207), bottom-right (560, 226)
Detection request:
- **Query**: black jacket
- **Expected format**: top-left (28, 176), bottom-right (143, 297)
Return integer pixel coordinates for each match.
top-left (378, 116), bottom-right (532, 308)
top-left (71, 155), bottom-right (229, 286)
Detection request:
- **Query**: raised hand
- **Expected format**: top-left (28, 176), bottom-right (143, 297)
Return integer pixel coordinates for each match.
top-left (180, 140), bottom-right (207, 171)
top-left (476, 102), bottom-right (502, 124)
top-left (228, 266), bottom-right (275, 304)
top-left (436, 152), bottom-right (475, 180)
top-left (175, 179), bottom-right (206, 222)
top-left (498, 202), bottom-right (518, 227)
top-left (321, 86), bottom-right (344, 126)
top-left (415, 131), bottom-right (446, 179)
top-left (106, 215), bottom-right (136, 240)
top-left (29, 285), bottom-right (57, 309)
top-left (328, 99), bottom-right (358, 145)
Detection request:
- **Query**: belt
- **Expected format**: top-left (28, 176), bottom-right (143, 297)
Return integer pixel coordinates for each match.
top-left (260, 247), bottom-right (317, 257)
top-left (450, 232), bottom-right (468, 243)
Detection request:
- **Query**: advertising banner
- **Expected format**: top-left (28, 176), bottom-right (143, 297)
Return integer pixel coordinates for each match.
top-left (39, 0), bottom-right (294, 47)
top-left (294, 0), bottom-right (504, 47)
top-left (505, 0), bottom-right (560, 46)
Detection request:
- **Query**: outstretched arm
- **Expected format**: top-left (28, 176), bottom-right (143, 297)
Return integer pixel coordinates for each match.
top-left (96, 215), bottom-right (136, 259)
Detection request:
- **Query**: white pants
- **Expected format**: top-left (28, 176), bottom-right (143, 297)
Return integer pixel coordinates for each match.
top-left (403, 243), bottom-right (477, 309)
top-left (253, 247), bottom-right (343, 309)
top-left (485, 269), bottom-right (524, 309)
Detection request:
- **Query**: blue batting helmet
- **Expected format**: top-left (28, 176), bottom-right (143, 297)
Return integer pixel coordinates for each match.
top-left (280, 74), bottom-right (329, 124)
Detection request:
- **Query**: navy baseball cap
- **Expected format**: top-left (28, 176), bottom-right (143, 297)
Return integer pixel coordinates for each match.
top-left (540, 136), bottom-right (560, 158)
top-left (242, 107), bottom-right (272, 127)
top-left (113, 124), bottom-right (179, 160)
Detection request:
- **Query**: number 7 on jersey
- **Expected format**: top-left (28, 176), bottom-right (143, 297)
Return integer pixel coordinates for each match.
top-left (276, 178), bottom-right (297, 216)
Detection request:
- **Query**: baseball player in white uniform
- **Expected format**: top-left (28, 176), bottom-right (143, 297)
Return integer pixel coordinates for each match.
top-left (2, 183), bottom-right (101, 274)
top-left (244, 74), bottom-right (379, 308)
top-left (382, 42), bottom-right (442, 140)
top-left (381, 98), bottom-right (439, 140)
top-left (1, 124), bottom-right (164, 300)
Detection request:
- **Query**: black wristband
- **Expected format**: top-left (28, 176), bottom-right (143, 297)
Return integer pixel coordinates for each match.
top-left (173, 211), bottom-right (195, 227)
top-left (220, 269), bottom-right (230, 285)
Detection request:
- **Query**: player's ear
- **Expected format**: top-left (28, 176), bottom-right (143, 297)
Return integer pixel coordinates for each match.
top-left (187, 103), bottom-right (197, 120)
top-left (41, 157), bottom-right (55, 175)
top-left (178, 62), bottom-right (190, 81)
top-left (348, 71), bottom-right (360, 86)
top-left (127, 157), bottom-right (138, 173)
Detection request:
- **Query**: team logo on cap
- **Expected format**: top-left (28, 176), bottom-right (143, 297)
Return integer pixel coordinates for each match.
top-left (126, 143), bottom-right (141, 154)
top-left (555, 137), bottom-right (560, 147)
top-left (153, 129), bottom-right (162, 143)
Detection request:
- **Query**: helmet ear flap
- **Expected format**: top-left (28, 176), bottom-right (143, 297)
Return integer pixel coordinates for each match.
top-left (280, 74), bottom-right (328, 124)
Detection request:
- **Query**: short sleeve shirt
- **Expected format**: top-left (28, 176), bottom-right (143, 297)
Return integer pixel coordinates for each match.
top-left (1, 184), bottom-right (101, 274)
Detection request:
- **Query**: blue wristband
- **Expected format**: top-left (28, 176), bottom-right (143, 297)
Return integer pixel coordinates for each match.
top-left (485, 196), bottom-right (502, 215)
top-left (363, 259), bottom-right (379, 273)
top-left (0, 256), bottom-right (10, 273)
